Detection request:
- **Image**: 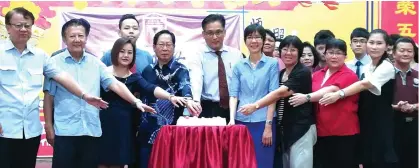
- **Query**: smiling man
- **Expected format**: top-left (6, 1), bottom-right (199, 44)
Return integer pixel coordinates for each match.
top-left (0, 8), bottom-right (107, 168)
top-left (43, 18), bottom-right (153, 168)
top-left (186, 14), bottom-right (243, 123)
top-left (101, 14), bottom-right (153, 73)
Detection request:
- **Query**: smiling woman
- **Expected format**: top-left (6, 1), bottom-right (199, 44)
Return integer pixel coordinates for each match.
top-left (290, 39), bottom-right (360, 168)
top-left (319, 29), bottom-right (398, 168)
top-left (229, 23), bottom-right (279, 168)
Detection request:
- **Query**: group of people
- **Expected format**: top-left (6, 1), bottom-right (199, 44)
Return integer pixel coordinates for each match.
top-left (0, 7), bottom-right (417, 168)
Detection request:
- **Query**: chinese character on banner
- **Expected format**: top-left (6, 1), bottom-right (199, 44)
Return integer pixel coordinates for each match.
top-left (381, 1), bottom-right (418, 43)
top-left (397, 23), bottom-right (417, 38)
top-left (395, 1), bottom-right (417, 15)
top-left (273, 28), bottom-right (285, 40)
top-left (250, 17), bottom-right (262, 26)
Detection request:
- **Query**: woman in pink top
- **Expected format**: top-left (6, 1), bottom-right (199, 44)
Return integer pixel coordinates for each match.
top-left (300, 42), bottom-right (320, 73)
top-left (264, 29), bottom-right (285, 71)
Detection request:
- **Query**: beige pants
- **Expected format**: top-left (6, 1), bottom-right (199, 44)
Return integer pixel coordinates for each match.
top-left (283, 124), bottom-right (317, 168)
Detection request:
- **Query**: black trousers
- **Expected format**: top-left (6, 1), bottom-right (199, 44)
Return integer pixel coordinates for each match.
top-left (200, 100), bottom-right (230, 123)
top-left (0, 134), bottom-right (40, 168)
top-left (52, 136), bottom-right (99, 168)
top-left (314, 134), bottom-right (358, 168)
top-left (394, 116), bottom-right (418, 168)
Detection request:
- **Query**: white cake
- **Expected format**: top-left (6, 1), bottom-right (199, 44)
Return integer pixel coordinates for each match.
top-left (176, 116), bottom-right (227, 126)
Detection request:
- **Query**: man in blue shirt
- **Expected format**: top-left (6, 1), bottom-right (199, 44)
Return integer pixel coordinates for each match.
top-left (0, 8), bottom-right (107, 168)
top-left (101, 14), bottom-right (153, 73)
top-left (43, 18), bottom-right (154, 168)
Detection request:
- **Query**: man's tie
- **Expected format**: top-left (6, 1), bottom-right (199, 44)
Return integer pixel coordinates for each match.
top-left (215, 51), bottom-right (229, 109)
top-left (355, 61), bottom-right (362, 79)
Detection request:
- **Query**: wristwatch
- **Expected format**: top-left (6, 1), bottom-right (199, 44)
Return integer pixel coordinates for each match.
top-left (338, 90), bottom-right (345, 99)
top-left (305, 94), bottom-right (311, 102)
top-left (266, 120), bottom-right (272, 125)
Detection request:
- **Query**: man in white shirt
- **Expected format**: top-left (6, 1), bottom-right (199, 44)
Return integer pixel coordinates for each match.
top-left (346, 27), bottom-right (371, 79)
top-left (187, 14), bottom-right (242, 122)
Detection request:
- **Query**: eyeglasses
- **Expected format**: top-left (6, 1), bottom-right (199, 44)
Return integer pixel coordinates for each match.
top-left (9, 23), bottom-right (32, 30)
top-left (204, 30), bottom-right (224, 37)
top-left (246, 36), bottom-right (262, 41)
top-left (281, 48), bottom-right (298, 53)
top-left (326, 51), bottom-right (345, 56)
top-left (351, 39), bottom-right (367, 44)
top-left (156, 43), bottom-right (174, 48)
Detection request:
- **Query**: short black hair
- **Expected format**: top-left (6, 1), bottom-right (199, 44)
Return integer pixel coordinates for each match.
top-left (314, 30), bottom-right (335, 46)
top-left (325, 38), bottom-right (348, 55)
top-left (393, 37), bottom-right (418, 63)
top-left (278, 35), bottom-right (304, 60)
top-left (265, 29), bottom-right (276, 41)
top-left (202, 14), bottom-right (225, 30)
top-left (111, 37), bottom-right (136, 69)
top-left (153, 30), bottom-right (176, 45)
top-left (61, 18), bottom-right (91, 38)
top-left (5, 7), bottom-right (35, 25)
top-left (302, 42), bottom-right (320, 68)
top-left (389, 34), bottom-right (402, 46)
top-left (119, 14), bottom-right (139, 30)
top-left (350, 27), bottom-right (369, 40)
top-left (244, 24), bottom-right (266, 42)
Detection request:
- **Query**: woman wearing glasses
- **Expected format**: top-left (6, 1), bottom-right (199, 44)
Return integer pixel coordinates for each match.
top-left (229, 24), bottom-right (279, 168)
top-left (320, 29), bottom-right (398, 168)
top-left (239, 35), bottom-right (316, 168)
top-left (289, 39), bottom-right (360, 168)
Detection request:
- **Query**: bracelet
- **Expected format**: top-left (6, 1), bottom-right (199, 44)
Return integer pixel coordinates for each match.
top-left (81, 92), bottom-right (85, 100)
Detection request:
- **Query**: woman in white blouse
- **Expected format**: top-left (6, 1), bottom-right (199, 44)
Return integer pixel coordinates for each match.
top-left (319, 29), bottom-right (397, 168)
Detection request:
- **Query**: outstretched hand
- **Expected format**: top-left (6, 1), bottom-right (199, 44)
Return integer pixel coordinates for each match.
top-left (83, 94), bottom-right (109, 109)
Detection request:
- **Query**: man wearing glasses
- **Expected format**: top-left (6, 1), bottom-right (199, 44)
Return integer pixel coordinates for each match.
top-left (346, 27), bottom-right (371, 79)
top-left (138, 30), bottom-right (201, 168)
top-left (186, 14), bottom-right (242, 123)
top-left (0, 7), bottom-right (108, 168)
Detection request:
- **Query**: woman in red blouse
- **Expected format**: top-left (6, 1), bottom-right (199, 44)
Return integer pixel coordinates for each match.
top-left (289, 38), bottom-right (359, 168)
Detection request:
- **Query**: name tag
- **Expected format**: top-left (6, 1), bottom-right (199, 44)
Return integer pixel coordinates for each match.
top-left (405, 117), bottom-right (414, 122)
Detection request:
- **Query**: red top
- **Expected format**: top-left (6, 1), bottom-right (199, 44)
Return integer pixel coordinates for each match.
top-left (312, 65), bottom-right (360, 137)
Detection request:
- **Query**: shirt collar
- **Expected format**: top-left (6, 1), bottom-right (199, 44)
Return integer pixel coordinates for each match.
top-left (204, 44), bottom-right (229, 53)
top-left (153, 57), bottom-right (175, 70)
top-left (64, 48), bottom-right (87, 62)
top-left (320, 64), bottom-right (348, 73)
top-left (395, 66), bottom-right (412, 74)
top-left (5, 38), bottom-right (35, 55)
top-left (244, 53), bottom-right (268, 65)
top-left (354, 54), bottom-right (371, 65)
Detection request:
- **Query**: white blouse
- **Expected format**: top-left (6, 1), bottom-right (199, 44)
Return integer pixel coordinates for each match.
top-left (363, 59), bottom-right (395, 95)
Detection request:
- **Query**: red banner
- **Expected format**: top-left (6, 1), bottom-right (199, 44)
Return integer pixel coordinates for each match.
top-left (381, 1), bottom-right (418, 43)
top-left (38, 109), bottom-right (54, 157)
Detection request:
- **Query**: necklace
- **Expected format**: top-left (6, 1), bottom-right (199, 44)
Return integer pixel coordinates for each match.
top-left (113, 70), bottom-right (131, 84)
